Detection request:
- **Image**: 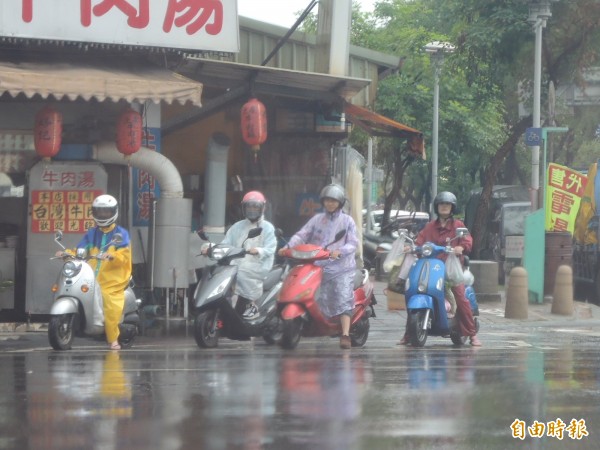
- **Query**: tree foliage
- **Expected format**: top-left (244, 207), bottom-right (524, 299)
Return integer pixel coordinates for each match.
top-left (341, 0), bottom-right (600, 256)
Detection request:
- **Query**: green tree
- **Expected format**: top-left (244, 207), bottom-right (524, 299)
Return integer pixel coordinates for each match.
top-left (353, 0), bottom-right (600, 255)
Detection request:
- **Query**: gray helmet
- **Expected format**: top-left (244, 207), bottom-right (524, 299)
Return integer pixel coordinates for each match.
top-left (434, 191), bottom-right (457, 216)
top-left (319, 183), bottom-right (346, 208)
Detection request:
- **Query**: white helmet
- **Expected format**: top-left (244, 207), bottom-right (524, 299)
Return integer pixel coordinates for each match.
top-left (92, 194), bottom-right (118, 227)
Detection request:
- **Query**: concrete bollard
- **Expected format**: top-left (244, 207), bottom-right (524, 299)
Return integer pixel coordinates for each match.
top-left (505, 266), bottom-right (528, 319)
top-left (551, 265), bottom-right (574, 316)
top-left (470, 260), bottom-right (502, 302)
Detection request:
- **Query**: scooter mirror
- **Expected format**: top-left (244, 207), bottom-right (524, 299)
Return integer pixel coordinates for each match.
top-left (197, 229), bottom-right (209, 241)
top-left (247, 227), bottom-right (262, 240)
top-left (111, 233), bottom-right (123, 245)
top-left (456, 227), bottom-right (469, 237)
top-left (325, 229), bottom-right (347, 249)
top-left (55, 230), bottom-right (63, 242)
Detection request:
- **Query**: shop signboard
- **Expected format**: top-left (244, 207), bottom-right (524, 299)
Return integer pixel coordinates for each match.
top-left (0, 0), bottom-right (239, 52)
top-left (545, 163), bottom-right (587, 234)
top-left (26, 161), bottom-right (108, 313)
top-left (132, 126), bottom-right (161, 227)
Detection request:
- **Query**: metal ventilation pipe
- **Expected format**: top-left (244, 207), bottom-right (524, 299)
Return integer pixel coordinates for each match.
top-left (92, 141), bottom-right (191, 288)
top-left (93, 141), bottom-right (183, 198)
top-left (203, 133), bottom-right (231, 235)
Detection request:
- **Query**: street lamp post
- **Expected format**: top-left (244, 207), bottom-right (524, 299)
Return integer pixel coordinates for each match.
top-left (528, 0), bottom-right (559, 211)
top-left (425, 41), bottom-right (454, 214)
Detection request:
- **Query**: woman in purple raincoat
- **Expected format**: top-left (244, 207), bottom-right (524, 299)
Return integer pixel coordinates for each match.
top-left (280, 183), bottom-right (359, 349)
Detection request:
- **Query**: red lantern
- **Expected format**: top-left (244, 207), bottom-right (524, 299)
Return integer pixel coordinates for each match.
top-left (34, 107), bottom-right (63, 159)
top-left (240, 98), bottom-right (267, 158)
top-left (116, 108), bottom-right (142, 156)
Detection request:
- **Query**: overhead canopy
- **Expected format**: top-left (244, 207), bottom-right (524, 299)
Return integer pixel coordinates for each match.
top-left (163, 57), bottom-right (372, 135)
top-left (0, 56), bottom-right (203, 106)
top-left (178, 57), bottom-right (370, 101)
top-left (344, 102), bottom-right (425, 159)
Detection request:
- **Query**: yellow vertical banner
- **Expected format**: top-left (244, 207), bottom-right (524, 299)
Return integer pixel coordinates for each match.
top-left (545, 163), bottom-right (587, 233)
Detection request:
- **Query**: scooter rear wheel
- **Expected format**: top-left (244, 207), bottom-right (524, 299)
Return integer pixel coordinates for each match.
top-left (118, 323), bottom-right (138, 349)
top-left (194, 310), bottom-right (220, 348)
top-left (280, 318), bottom-right (302, 350)
top-left (450, 331), bottom-right (467, 346)
top-left (48, 314), bottom-right (74, 351)
top-left (350, 316), bottom-right (370, 347)
top-left (408, 310), bottom-right (428, 347)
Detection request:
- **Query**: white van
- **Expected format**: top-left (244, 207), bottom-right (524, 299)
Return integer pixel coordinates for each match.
top-left (363, 209), bottom-right (430, 236)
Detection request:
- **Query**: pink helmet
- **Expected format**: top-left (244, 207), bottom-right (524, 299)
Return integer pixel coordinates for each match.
top-left (241, 191), bottom-right (266, 222)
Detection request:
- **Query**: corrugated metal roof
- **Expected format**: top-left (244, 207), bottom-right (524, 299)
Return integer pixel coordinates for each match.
top-left (181, 57), bottom-right (370, 101)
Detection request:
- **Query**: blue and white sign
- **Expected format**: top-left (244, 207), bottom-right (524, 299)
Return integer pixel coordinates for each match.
top-left (525, 127), bottom-right (542, 146)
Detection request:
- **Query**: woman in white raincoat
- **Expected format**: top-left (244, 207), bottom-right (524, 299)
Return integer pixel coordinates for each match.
top-left (220, 191), bottom-right (277, 319)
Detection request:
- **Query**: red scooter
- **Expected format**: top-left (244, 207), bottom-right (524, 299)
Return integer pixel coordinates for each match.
top-left (277, 231), bottom-right (376, 349)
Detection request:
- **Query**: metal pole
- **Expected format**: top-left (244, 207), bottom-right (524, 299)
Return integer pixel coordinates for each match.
top-left (541, 127), bottom-right (569, 210)
top-left (366, 137), bottom-right (373, 232)
top-left (531, 18), bottom-right (544, 210)
top-left (431, 60), bottom-right (440, 215)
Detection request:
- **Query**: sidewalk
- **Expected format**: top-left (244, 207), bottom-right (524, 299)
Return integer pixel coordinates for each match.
top-left (371, 278), bottom-right (600, 327)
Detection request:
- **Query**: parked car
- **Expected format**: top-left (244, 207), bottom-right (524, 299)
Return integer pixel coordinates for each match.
top-left (464, 185), bottom-right (531, 283)
top-left (363, 209), bottom-right (429, 237)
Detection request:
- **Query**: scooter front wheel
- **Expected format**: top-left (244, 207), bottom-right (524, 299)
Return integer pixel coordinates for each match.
top-left (194, 309), bottom-right (220, 348)
top-left (48, 314), bottom-right (75, 351)
top-left (408, 310), bottom-right (429, 347)
top-left (262, 316), bottom-right (283, 345)
top-left (280, 318), bottom-right (303, 350)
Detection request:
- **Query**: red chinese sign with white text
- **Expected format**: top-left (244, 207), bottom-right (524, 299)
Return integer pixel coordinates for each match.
top-left (1, 0), bottom-right (238, 52)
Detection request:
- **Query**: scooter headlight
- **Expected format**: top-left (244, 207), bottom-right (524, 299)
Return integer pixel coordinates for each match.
top-left (421, 243), bottom-right (434, 257)
top-left (290, 248), bottom-right (320, 259)
top-left (62, 260), bottom-right (82, 278)
top-left (211, 247), bottom-right (227, 261)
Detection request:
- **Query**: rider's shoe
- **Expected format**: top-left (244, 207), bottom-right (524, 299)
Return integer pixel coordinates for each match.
top-left (397, 333), bottom-right (410, 345)
top-left (242, 303), bottom-right (259, 320)
top-left (340, 335), bottom-right (351, 349)
top-left (470, 335), bottom-right (482, 347)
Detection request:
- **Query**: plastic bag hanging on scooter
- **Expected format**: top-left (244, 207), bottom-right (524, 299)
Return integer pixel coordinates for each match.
top-left (445, 253), bottom-right (464, 286)
top-left (383, 236), bottom-right (406, 273)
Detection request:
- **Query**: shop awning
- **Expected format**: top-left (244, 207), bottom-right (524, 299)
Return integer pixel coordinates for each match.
top-left (0, 57), bottom-right (202, 106)
top-left (344, 102), bottom-right (425, 159)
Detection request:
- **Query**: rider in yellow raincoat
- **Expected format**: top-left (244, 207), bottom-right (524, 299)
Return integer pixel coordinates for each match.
top-left (74, 194), bottom-right (132, 350)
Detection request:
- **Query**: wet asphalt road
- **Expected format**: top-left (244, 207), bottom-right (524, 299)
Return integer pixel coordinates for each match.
top-left (1, 289), bottom-right (600, 450)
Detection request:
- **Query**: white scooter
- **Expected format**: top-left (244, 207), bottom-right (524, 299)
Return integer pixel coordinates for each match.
top-left (47, 230), bottom-right (141, 351)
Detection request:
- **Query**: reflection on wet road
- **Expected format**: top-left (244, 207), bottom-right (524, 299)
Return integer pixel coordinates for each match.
top-left (1, 332), bottom-right (599, 450)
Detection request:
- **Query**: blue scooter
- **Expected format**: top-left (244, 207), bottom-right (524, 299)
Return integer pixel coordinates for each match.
top-left (398, 227), bottom-right (479, 347)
